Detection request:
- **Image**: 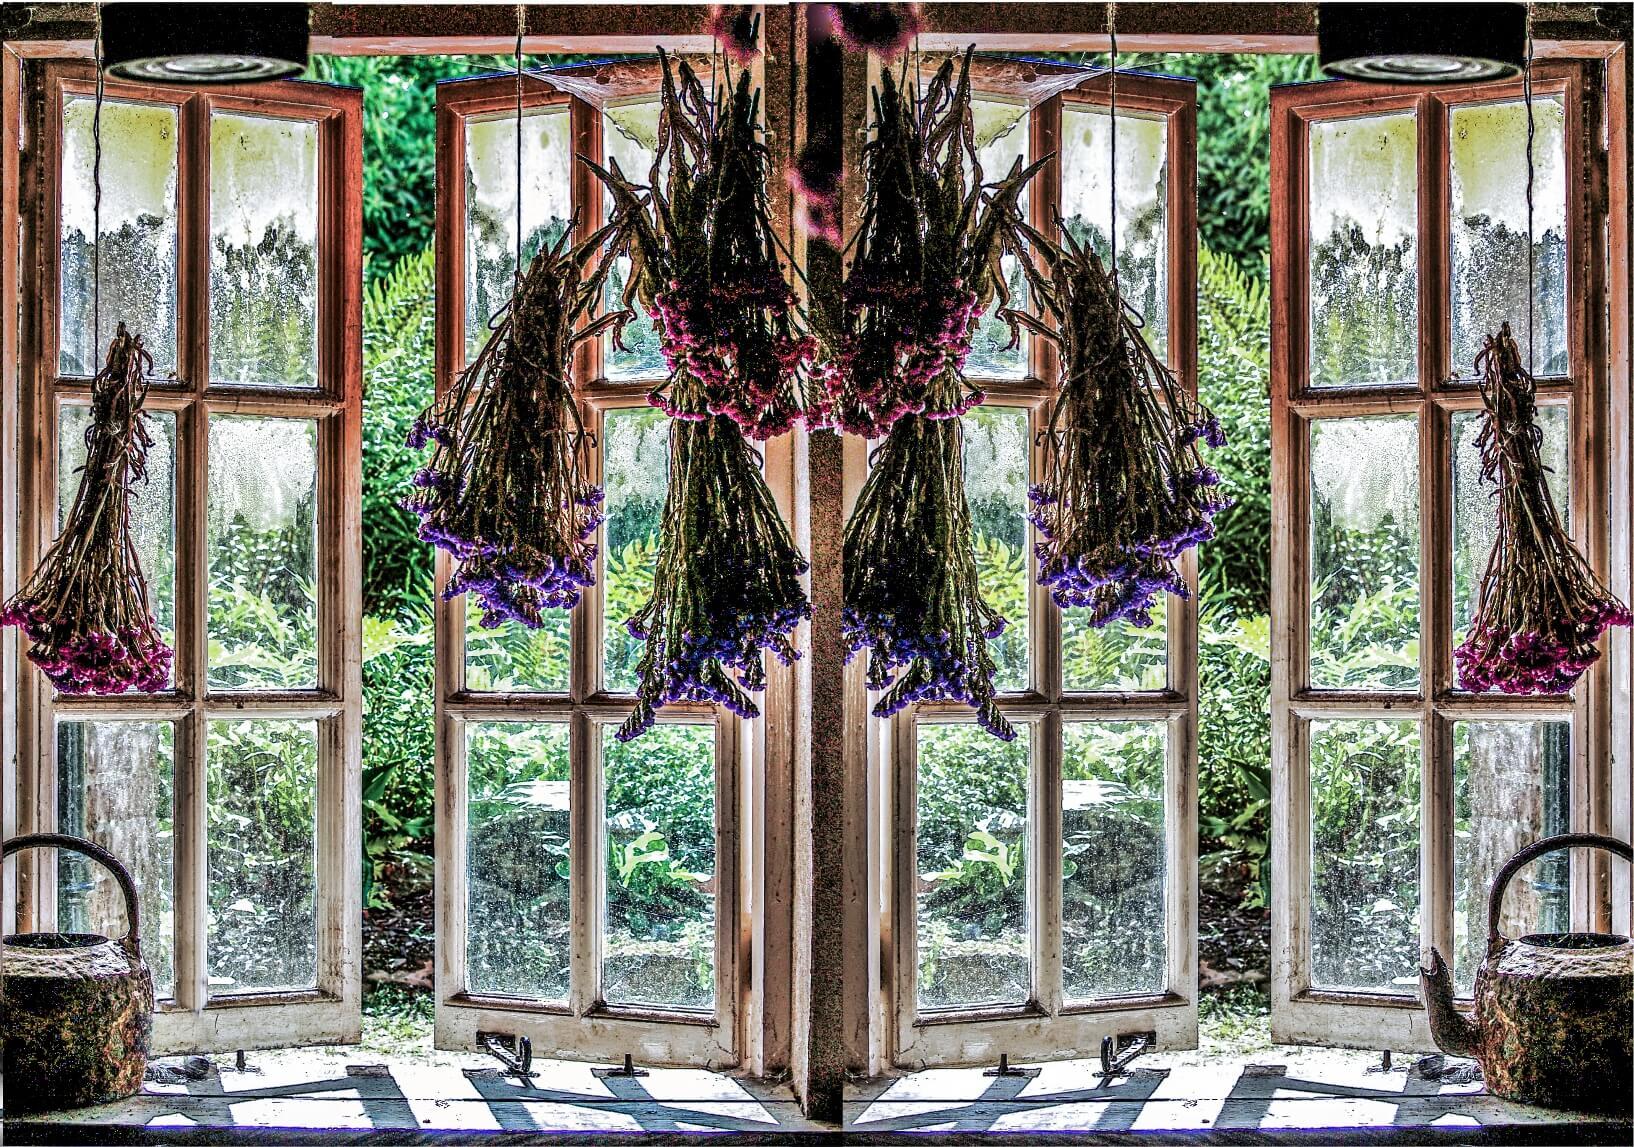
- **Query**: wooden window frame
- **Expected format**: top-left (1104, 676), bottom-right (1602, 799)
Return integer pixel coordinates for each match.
top-left (882, 70), bottom-right (1201, 1069)
top-left (430, 74), bottom-right (746, 1068)
top-left (14, 63), bottom-right (363, 1053)
top-left (1268, 62), bottom-right (1614, 1050)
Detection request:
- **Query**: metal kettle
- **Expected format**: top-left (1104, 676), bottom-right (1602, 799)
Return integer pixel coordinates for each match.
top-left (2, 832), bottom-right (155, 1112)
top-left (1421, 832), bottom-right (1633, 1113)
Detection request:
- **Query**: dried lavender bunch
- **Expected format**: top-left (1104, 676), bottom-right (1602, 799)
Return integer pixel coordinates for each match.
top-left (843, 372), bottom-right (1013, 740)
top-left (3, 325), bottom-right (173, 694)
top-left (407, 222), bottom-right (619, 628)
top-left (617, 376), bottom-right (812, 741)
top-left (587, 52), bottom-right (816, 439)
top-left (1454, 323), bottom-right (1630, 693)
top-left (1013, 223), bottom-right (1228, 628)
top-left (824, 50), bottom-right (1045, 436)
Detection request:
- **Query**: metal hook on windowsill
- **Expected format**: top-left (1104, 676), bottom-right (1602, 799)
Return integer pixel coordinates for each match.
top-left (478, 1031), bottom-right (536, 1083)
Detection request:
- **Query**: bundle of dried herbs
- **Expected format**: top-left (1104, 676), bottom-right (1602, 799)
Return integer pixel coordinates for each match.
top-left (617, 416), bottom-right (811, 741)
top-left (3, 325), bottom-right (173, 694)
top-left (843, 377), bottom-right (1014, 740)
top-left (589, 53), bottom-right (812, 740)
top-left (589, 53), bottom-right (816, 440)
top-left (1454, 323), bottom-right (1629, 693)
top-left (822, 52), bottom-right (1042, 436)
top-left (839, 52), bottom-right (1042, 741)
top-left (1014, 224), bottom-right (1228, 628)
top-left (407, 224), bottom-right (616, 629)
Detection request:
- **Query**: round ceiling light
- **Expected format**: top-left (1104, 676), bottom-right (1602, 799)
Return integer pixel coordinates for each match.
top-left (101, 3), bottom-right (310, 84)
top-left (1318, 2), bottom-right (1526, 84)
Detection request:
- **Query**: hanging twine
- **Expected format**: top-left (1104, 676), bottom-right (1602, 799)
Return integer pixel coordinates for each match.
top-left (1523, 2), bottom-right (1535, 372)
top-left (514, 2), bottom-right (526, 282)
top-left (1107, 1), bottom-right (1119, 309)
top-left (92, 1), bottom-right (103, 360)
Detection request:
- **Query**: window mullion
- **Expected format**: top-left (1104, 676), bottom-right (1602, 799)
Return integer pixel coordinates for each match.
top-left (1035, 708), bottom-right (1063, 1016)
top-left (570, 710), bottom-right (599, 1015)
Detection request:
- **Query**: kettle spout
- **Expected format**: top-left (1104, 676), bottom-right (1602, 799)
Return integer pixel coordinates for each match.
top-left (1420, 947), bottom-right (1480, 1060)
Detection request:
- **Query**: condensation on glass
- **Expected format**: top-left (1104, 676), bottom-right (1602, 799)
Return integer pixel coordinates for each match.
top-left (1064, 595), bottom-right (1168, 693)
top-left (1450, 96), bottom-right (1567, 379)
top-left (1451, 719), bottom-right (1570, 996)
top-left (602, 722), bottom-right (717, 1011)
top-left (963, 404), bottom-right (1030, 691)
top-left (58, 404), bottom-right (177, 690)
top-left (916, 722), bottom-right (1031, 1012)
top-left (465, 721), bottom-right (572, 1001)
top-left (1307, 112), bottom-right (1418, 388)
top-left (56, 719), bottom-right (176, 998)
top-left (602, 406), bottom-right (669, 692)
top-left (464, 104), bottom-right (573, 365)
top-left (1308, 415), bottom-right (1420, 690)
top-left (601, 98), bottom-right (666, 381)
top-left (1060, 102), bottom-right (1170, 362)
top-left (1061, 720), bottom-right (1166, 1001)
top-left (60, 97), bottom-right (179, 378)
top-left (965, 96), bottom-right (1032, 380)
top-left (206, 415), bottom-right (319, 690)
top-left (206, 718), bottom-right (318, 994)
top-left (1308, 718), bottom-right (1421, 994)
top-left (209, 113), bottom-right (319, 388)
top-left (1452, 404), bottom-right (1569, 684)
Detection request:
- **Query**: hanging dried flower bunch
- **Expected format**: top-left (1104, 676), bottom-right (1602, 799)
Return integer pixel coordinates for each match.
top-left (588, 53), bottom-right (812, 740)
top-left (590, 53), bottom-right (817, 440)
top-left (820, 2), bottom-right (921, 58)
top-left (706, 5), bottom-right (760, 67)
top-left (3, 325), bottom-right (173, 694)
top-left (407, 225), bottom-right (616, 629)
top-left (1015, 225), bottom-right (1228, 629)
top-left (822, 52), bottom-right (1043, 436)
top-left (839, 51), bottom-right (1042, 742)
top-left (1454, 323), bottom-right (1630, 693)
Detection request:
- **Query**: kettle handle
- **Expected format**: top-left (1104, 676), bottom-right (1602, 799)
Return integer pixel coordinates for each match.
top-left (1487, 831), bottom-right (1632, 949)
top-left (3, 832), bottom-right (142, 959)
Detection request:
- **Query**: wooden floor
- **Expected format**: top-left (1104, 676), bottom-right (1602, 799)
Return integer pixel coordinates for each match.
top-left (7, 1041), bottom-right (1630, 1144)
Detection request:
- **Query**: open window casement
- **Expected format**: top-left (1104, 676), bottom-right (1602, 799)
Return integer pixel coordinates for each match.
top-left (17, 64), bottom-right (364, 1053)
top-left (1268, 63), bottom-right (1620, 1051)
top-left (880, 64), bottom-right (1201, 1069)
top-left (431, 65), bottom-right (744, 1068)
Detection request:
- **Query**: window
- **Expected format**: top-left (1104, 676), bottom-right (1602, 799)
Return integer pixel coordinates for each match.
top-left (1269, 63), bottom-right (1613, 1049)
top-left (884, 70), bottom-right (1200, 1068)
top-left (431, 73), bottom-right (742, 1067)
top-left (19, 65), bottom-right (362, 1052)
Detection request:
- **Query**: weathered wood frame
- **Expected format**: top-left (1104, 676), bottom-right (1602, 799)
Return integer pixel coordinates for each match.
top-left (1268, 63), bottom-right (1615, 1051)
top-left (14, 62), bottom-right (363, 1054)
top-left (430, 72), bottom-right (746, 1068)
top-left (885, 71), bottom-right (1202, 1069)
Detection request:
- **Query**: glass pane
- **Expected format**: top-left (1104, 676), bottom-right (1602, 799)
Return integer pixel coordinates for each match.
top-left (1062, 721), bottom-right (1166, 1000)
top-left (464, 105), bottom-right (574, 365)
top-left (466, 721), bottom-right (572, 1001)
top-left (602, 406), bottom-right (668, 692)
top-left (1452, 720), bottom-right (1571, 996)
top-left (1309, 718), bottom-right (1421, 994)
top-left (966, 97), bottom-right (1031, 379)
top-left (207, 416), bottom-right (319, 690)
top-left (207, 718), bottom-right (317, 994)
top-left (1309, 416), bottom-right (1420, 690)
top-left (601, 99), bottom-right (666, 381)
top-left (60, 97), bottom-right (179, 378)
top-left (58, 405), bottom-right (177, 690)
top-left (964, 404), bottom-right (1029, 691)
top-left (916, 722), bottom-right (1030, 1012)
top-left (1060, 103), bottom-right (1169, 361)
top-left (1450, 97), bottom-right (1567, 378)
top-left (1063, 595), bottom-right (1167, 692)
top-left (464, 599), bottom-right (570, 693)
top-left (210, 113), bottom-right (318, 387)
top-left (603, 722), bottom-right (717, 1011)
top-left (1308, 112), bottom-right (1418, 387)
top-left (1452, 405), bottom-right (1569, 684)
top-left (56, 720), bottom-right (176, 998)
